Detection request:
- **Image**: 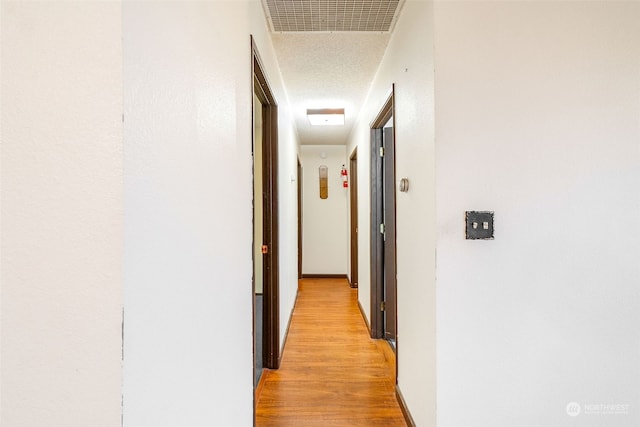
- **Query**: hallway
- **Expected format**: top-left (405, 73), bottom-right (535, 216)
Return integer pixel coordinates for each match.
top-left (255, 278), bottom-right (406, 426)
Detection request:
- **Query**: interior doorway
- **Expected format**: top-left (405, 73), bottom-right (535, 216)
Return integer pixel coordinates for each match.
top-left (382, 119), bottom-right (396, 342)
top-left (253, 93), bottom-right (265, 387)
top-left (252, 36), bottom-right (280, 398)
top-left (349, 149), bottom-right (358, 288)
top-left (370, 88), bottom-right (397, 345)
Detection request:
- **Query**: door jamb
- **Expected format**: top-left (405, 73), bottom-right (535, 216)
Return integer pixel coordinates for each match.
top-left (297, 158), bottom-right (303, 280)
top-left (251, 36), bottom-right (280, 371)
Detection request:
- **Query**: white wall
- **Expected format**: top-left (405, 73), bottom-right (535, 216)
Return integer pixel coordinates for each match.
top-left (123, 1), bottom-right (298, 425)
top-left (300, 145), bottom-right (349, 275)
top-left (348, 126), bottom-right (371, 325)
top-left (434, 2), bottom-right (640, 427)
top-left (1, 2), bottom-right (123, 426)
top-left (347, 1), bottom-right (437, 425)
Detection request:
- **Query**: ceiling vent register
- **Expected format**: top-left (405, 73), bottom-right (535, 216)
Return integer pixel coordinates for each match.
top-left (263, 0), bottom-right (401, 32)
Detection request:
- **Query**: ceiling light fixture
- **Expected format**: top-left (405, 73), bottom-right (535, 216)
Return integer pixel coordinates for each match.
top-left (307, 108), bottom-right (345, 126)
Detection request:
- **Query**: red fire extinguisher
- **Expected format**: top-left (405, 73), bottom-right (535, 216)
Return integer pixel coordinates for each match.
top-left (341, 165), bottom-right (348, 188)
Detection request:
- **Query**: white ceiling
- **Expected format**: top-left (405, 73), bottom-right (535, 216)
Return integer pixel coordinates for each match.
top-left (271, 32), bottom-right (390, 145)
top-left (262, 0), bottom-right (404, 146)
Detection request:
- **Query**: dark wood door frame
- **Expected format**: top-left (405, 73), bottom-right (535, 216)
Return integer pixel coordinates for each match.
top-left (349, 149), bottom-right (358, 288)
top-left (252, 36), bottom-right (280, 371)
top-left (369, 88), bottom-right (396, 341)
top-left (297, 158), bottom-right (303, 280)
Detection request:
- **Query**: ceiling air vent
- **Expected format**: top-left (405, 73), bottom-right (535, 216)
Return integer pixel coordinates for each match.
top-left (263, 0), bottom-right (401, 32)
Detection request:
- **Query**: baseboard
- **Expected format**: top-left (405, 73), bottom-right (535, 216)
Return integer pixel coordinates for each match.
top-left (301, 274), bottom-right (348, 279)
top-left (255, 368), bottom-right (269, 404)
top-left (395, 385), bottom-right (417, 427)
top-left (358, 300), bottom-right (370, 334)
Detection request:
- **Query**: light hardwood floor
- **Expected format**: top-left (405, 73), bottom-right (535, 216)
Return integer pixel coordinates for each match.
top-left (255, 278), bottom-right (406, 426)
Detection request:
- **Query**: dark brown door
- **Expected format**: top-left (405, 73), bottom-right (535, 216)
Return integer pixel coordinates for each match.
top-left (382, 127), bottom-right (397, 340)
top-left (349, 149), bottom-right (358, 288)
top-left (369, 90), bottom-right (396, 342)
top-left (297, 158), bottom-right (303, 280)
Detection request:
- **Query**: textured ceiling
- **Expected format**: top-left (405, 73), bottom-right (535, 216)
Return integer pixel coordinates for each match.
top-left (264, 0), bottom-right (400, 32)
top-left (263, 1), bottom-right (405, 145)
top-left (271, 32), bottom-right (390, 145)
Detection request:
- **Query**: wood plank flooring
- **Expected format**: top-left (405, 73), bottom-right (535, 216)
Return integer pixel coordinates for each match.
top-left (256, 278), bottom-right (406, 426)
